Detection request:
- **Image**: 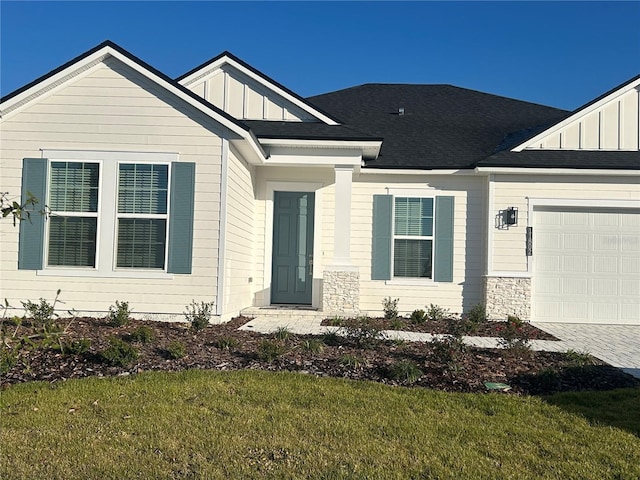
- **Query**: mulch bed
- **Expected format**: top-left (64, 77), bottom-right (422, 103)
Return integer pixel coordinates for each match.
top-left (321, 316), bottom-right (559, 340)
top-left (2, 316), bottom-right (638, 395)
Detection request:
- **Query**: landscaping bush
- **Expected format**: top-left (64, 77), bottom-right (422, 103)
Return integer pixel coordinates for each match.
top-left (108, 301), bottom-right (131, 327)
top-left (382, 297), bottom-right (399, 320)
top-left (426, 303), bottom-right (450, 322)
top-left (387, 360), bottom-right (423, 384)
top-left (184, 300), bottom-right (214, 332)
top-left (410, 309), bottom-right (427, 324)
top-left (55, 338), bottom-right (91, 355)
top-left (497, 315), bottom-right (532, 352)
top-left (213, 336), bottom-right (239, 350)
top-left (165, 341), bottom-right (186, 359)
top-left (430, 335), bottom-right (467, 371)
top-left (100, 337), bottom-right (138, 367)
top-left (127, 325), bottom-right (154, 344)
top-left (341, 317), bottom-right (382, 349)
top-left (258, 339), bottom-right (287, 362)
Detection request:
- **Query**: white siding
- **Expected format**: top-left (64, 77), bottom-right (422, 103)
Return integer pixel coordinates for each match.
top-left (221, 148), bottom-right (256, 316)
top-left (184, 65), bottom-right (315, 122)
top-left (526, 88), bottom-right (640, 151)
top-left (490, 175), bottom-right (640, 272)
top-left (0, 58), bottom-right (225, 318)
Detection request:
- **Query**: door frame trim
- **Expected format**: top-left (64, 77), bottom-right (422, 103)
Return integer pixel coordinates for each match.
top-left (263, 182), bottom-right (324, 308)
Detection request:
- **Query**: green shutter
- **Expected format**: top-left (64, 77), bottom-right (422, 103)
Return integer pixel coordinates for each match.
top-left (167, 162), bottom-right (196, 274)
top-left (18, 158), bottom-right (48, 270)
top-left (371, 195), bottom-right (392, 280)
top-left (434, 196), bottom-right (455, 282)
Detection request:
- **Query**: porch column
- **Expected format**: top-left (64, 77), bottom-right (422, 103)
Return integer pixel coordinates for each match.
top-left (323, 165), bottom-right (360, 315)
top-left (333, 165), bottom-right (353, 265)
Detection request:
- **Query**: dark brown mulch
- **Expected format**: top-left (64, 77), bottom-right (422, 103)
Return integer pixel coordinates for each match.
top-left (2, 316), bottom-right (638, 395)
top-left (320, 316), bottom-right (559, 340)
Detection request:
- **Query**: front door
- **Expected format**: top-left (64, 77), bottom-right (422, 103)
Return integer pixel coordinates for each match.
top-left (271, 191), bottom-right (315, 304)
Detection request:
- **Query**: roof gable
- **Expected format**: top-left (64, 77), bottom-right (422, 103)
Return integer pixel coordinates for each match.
top-left (513, 74), bottom-right (640, 152)
top-left (177, 52), bottom-right (340, 125)
top-left (0, 41), bottom-right (266, 163)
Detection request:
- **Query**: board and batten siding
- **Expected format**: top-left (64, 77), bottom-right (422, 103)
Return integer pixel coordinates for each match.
top-left (490, 175), bottom-right (640, 273)
top-left (220, 148), bottom-right (256, 317)
top-left (0, 58), bottom-right (225, 318)
top-left (528, 88), bottom-right (639, 150)
top-left (184, 65), bottom-right (314, 121)
top-left (352, 176), bottom-right (486, 316)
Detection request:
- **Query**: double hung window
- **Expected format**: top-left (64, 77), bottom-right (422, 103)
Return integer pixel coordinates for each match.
top-left (393, 197), bottom-right (434, 278)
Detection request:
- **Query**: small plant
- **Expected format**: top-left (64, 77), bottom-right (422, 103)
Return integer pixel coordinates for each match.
top-left (213, 336), bottom-right (239, 350)
top-left (325, 317), bottom-right (344, 327)
top-left (496, 315), bottom-right (532, 352)
top-left (299, 338), bottom-right (324, 354)
top-left (338, 354), bottom-right (362, 369)
top-left (382, 297), bottom-right (399, 320)
top-left (108, 301), bottom-right (131, 327)
top-left (184, 300), bottom-right (214, 332)
top-left (387, 360), bottom-right (423, 384)
top-left (466, 304), bottom-right (487, 325)
top-left (410, 309), bottom-right (427, 324)
top-left (535, 367), bottom-right (561, 391)
top-left (426, 303), bottom-right (450, 322)
top-left (0, 344), bottom-right (18, 374)
top-left (390, 317), bottom-right (405, 330)
top-left (100, 337), bottom-right (139, 367)
top-left (564, 349), bottom-right (596, 368)
top-left (165, 341), bottom-right (186, 359)
top-left (341, 317), bottom-right (381, 349)
top-left (322, 330), bottom-right (341, 347)
top-left (22, 291), bottom-right (61, 331)
top-left (55, 338), bottom-right (91, 355)
top-left (258, 339), bottom-right (287, 362)
top-left (127, 325), bottom-right (154, 344)
top-left (430, 335), bottom-right (467, 371)
top-left (273, 326), bottom-right (292, 341)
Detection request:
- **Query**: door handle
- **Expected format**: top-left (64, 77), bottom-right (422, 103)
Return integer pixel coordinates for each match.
top-left (308, 257), bottom-right (313, 275)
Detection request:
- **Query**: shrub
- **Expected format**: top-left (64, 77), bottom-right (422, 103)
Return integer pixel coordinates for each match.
top-left (165, 341), bottom-right (186, 359)
top-left (341, 317), bottom-right (381, 349)
top-left (100, 337), bottom-right (139, 367)
top-left (56, 338), bottom-right (91, 355)
top-left (258, 339), bottom-right (287, 362)
top-left (389, 317), bottom-right (405, 330)
top-left (466, 304), bottom-right (487, 325)
top-left (299, 338), bottom-right (324, 354)
top-left (426, 303), bottom-right (450, 322)
top-left (564, 349), bottom-right (596, 368)
top-left (108, 301), bottom-right (131, 327)
top-left (0, 345), bottom-right (18, 374)
top-left (22, 296), bottom-right (57, 330)
top-left (382, 297), bottom-right (399, 320)
top-left (184, 300), bottom-right (214, 332)
top-left (496, 315), bottom-right (532, 352)
top-left (325, 317), bottom-right (344, 327)
top-left (213, 336), bottom-right (239, 350)
top-left (410, 309), bottom-right (427, 324)
top-left (387, 361), bottom-right (423, 384)
top-left (127, 325), bottom-right (154, 344)
top-left (430, 335), bottom-right (467, 371)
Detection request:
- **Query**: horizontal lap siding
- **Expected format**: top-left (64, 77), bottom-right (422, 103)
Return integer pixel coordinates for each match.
top-left (491, 175), bottom-right (640, 272)
top-left (222, 150), bottom-right (256, 316)
top-left (0, 60), bottom-right (224, 317)
top-left (352, 176), bottom-right (486, 316)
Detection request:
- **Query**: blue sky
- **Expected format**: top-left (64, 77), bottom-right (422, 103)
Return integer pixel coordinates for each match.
top-left (1, 1), bottom-right (638, 110)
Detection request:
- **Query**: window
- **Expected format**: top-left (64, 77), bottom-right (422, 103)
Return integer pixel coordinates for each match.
top-left (116, 164), bottom-right (169, 269)
top-left (371, 194), bottom-right (454, 282)
top-left (47, 162), bottom-right (99, 267)
top-left (18, 155), bottom-right (196, 276)
top-left (393, 197), bottom-right (433, 278)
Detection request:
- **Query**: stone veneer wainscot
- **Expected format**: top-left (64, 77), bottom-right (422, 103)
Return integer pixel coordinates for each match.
top-left (483, 276), bottom-right (531, 321)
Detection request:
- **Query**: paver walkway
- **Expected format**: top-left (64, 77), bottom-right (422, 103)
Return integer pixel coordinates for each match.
top-left (240, 308), bottom-right (640, 379)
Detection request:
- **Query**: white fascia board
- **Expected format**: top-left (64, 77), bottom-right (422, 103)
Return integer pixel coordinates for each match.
top-left (360, 168), bottom-right (477, 176)
top-left (260, 138), bottom-right (381, 160)
top-left (179, 56), bottom-right (339, 126)
top-left (512, 77), bottom-right (640, 152)
top-left (265, 147), bottom-right (361, 167)
top-left (475, 167), bottom-right (640, 176)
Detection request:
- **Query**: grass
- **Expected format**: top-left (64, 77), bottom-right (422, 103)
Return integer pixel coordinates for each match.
top-left (1, 370), bottom-right (639, 479)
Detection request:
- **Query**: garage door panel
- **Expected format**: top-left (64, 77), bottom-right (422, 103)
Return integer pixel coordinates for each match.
top-left (533, 209), bottom-right (640, 324)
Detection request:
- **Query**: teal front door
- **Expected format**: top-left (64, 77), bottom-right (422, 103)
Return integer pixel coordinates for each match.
top-left (271, 191), bottom-right (315, 305)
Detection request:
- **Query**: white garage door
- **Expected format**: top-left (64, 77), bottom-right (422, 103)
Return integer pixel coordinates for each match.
top-left (533, 208), bottom-right (640, 324)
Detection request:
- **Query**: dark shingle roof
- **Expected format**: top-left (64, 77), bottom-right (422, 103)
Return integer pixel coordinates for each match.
top-left (243, 120), bottom-right (380, 141)
top-left (478, 150), bottom-right (640, 170)
top-left (308, 84), bottom-right (569, 169)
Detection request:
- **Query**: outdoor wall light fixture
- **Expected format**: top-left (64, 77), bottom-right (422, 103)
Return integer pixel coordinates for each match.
top-left (496, 206), bottom-right (518, 229)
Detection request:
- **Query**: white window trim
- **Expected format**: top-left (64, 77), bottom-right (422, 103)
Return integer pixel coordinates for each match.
top-left (384, 188), bottom-right (440, 286)
top-left (37, 150), bottom-right (178, 279)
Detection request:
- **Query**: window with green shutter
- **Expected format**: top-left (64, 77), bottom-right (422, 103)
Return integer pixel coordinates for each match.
top-left (371, 194), bottom-right (454, 282)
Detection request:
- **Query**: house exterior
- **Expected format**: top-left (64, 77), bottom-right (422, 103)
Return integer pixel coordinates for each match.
top-left (1, 41), bottom-right (638, 325)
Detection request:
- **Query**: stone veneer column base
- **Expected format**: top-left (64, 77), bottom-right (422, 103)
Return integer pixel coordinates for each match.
top-left (483, 276), bottom-right (531, 321)
top-left (322, 268), bottom-right (360, 316)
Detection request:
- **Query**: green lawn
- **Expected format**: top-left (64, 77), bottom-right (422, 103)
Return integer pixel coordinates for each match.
top-left (1, 370), bottom-right (639, 479)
